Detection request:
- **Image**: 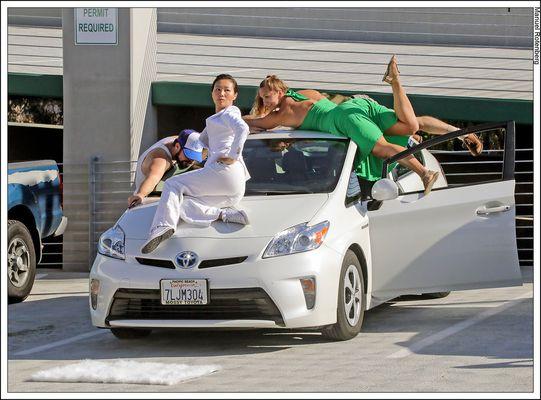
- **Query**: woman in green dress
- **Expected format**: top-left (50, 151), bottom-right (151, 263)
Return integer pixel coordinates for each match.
top-left (243, 56), bottom-right (482, 195)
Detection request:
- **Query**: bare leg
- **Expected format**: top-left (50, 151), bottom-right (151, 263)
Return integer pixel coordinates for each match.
top-left (417, 115), bottom-right (458, 135)
top-left (382, 56), bottom-right (419, 136)
top-left (382, 59), bottom-right (454, 138)
top-left (417, 115), bottom-right (483, 156)
top-left (372, 137), bottom-right (438, 195)
top-left (372, 137), bottom-right (424, 176)
top-left (382, 57), bottom-right (483, 156)
top-left (385, 115), bottom-right (455, 137)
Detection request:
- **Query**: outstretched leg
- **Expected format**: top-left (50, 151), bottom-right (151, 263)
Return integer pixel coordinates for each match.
top-left (417, 115), bottom-right (458, 134)
top-left (382, 55), bottom-right (419, 136)
top-left (382, 56), bottom-right (483, 156)
top-left (371, 136), bottom-right (439, 195)
top-left (417, 115), bottom-right (483, 156)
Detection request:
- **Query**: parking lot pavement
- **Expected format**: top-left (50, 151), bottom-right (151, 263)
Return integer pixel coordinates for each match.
top-left (6, 266), bottom-right (534, 393)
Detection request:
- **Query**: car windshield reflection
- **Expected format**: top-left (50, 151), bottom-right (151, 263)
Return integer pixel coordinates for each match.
top-left (243, 138), bottom-right (348, 196)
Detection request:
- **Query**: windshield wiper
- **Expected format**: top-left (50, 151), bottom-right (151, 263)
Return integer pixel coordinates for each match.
top-left (246, 189), bottom-right (315, 195)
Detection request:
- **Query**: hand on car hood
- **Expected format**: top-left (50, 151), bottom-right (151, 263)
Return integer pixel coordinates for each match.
top-left (118, 194), bottom-right (329, 239)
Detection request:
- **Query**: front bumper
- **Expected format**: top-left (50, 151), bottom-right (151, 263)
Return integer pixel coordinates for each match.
top-left (89, 242), bottom-right (342, 330)
top-left (53, 216), bottom-right (68, 237)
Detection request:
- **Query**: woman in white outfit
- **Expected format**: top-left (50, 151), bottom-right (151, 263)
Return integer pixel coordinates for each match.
top-left (142, 74), bottom-right (251, 254)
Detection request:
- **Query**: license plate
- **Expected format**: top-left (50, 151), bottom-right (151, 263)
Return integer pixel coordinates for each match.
top-left (160, 279), bottom-right (208, 305)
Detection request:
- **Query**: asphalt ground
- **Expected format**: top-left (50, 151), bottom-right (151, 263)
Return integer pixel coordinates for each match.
top-left (6, 266), bottom-right (535, 394)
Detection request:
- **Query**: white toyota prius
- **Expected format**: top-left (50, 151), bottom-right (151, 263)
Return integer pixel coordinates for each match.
top-left (89, 122), bottom-right (522, 341)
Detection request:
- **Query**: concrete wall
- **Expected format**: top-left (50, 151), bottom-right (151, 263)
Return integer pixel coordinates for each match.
top-left (156, 7), bottom-right (533, 48)
top-left (62, 8), bottom-right (131, 164)
top-left (9, 7), bottom-right (533, 48)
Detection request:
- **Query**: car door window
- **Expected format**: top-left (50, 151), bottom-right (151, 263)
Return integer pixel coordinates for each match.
top-left (382, 123), bottom-right (514, 195)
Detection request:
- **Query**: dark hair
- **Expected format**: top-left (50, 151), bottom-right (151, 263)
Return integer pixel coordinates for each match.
top-left (211, 74), bottom-right (239, 93)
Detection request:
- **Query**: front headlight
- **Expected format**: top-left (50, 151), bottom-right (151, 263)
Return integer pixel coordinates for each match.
top-left (98, 225), bottom-right (125, 260)
top-left (263, 221), bottom-right (330, 258)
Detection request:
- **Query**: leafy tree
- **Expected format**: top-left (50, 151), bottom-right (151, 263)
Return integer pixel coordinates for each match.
top-left (8, 97), bottom-right (63, 125)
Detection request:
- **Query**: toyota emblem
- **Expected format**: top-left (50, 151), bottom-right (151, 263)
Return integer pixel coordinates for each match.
top-left (175, 251), bottom-right (199, 269)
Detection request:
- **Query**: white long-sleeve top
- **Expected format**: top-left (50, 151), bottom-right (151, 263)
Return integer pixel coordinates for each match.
top-left (199, 105), bottom-right (250, 180)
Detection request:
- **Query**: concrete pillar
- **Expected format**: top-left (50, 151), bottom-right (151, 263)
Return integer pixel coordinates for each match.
top-left (62, 8), bottom-right (157, 271)
top-left (131, 8), bottom-right (158, 162)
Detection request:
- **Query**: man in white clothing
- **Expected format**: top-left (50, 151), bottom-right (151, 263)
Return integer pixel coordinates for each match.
top-left (128, 129), bottom-right (205, 209)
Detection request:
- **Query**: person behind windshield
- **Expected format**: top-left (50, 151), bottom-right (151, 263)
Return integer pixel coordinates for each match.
top-left (268, 138), bottom-right (293, 153)
top-left (128, 129), bottom-right (205, 209)
top-left (141, 74), bottom-right (251, 254)
top-left (244, 56), bottom-right (483, 195)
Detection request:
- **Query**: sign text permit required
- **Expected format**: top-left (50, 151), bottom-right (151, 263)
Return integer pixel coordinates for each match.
top-left (75, 8), bottom-right (118, 45)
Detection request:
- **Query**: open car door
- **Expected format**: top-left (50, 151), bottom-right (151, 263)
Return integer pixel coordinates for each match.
top-left (367, 122), bottom-right (522, 301)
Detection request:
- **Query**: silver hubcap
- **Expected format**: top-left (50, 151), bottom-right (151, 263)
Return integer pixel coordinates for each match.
top-left (343, 264), bottom-right (362, 327)
top-left (8, 238), bottom-right (30, 288)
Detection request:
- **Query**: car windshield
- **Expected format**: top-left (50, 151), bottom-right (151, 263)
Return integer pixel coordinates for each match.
top-left (151, 137), bottom-right (349, 196)
top-left (243, 138), bottom-right (348, 195)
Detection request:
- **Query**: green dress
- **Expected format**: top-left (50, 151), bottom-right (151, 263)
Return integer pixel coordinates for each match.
top-left (285, 89), bottom-right (408, 181)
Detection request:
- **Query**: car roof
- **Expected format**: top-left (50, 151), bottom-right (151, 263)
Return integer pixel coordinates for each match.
top-left (247, 130), bottom-right (348, 140)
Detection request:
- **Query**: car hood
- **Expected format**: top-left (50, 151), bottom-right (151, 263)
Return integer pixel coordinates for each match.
top-left (119, 194), bottom-right (329, 239)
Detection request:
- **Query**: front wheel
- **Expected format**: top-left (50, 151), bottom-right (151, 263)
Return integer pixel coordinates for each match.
top-left (322, 250), bottom-right (365, 341)
top-left (111, 328), bottom-right (152, 339)
top-left (8, 220), bottom-right (37, 304)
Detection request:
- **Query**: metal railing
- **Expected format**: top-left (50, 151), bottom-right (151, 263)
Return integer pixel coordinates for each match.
top-left (40, 148), bottom-right (534, 270)
top-left (40, 159), bottom-right (137, 270)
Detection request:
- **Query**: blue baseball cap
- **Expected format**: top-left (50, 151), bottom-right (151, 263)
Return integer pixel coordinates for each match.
top-left (177, 129), bottom-right (204, 162)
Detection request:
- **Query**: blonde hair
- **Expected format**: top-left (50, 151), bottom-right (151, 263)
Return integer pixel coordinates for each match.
top-left (250, 75), bottom-right (289, 117)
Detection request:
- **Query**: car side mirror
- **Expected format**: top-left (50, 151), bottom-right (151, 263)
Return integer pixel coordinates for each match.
top-left (371, 179), bottom-right (399, 201)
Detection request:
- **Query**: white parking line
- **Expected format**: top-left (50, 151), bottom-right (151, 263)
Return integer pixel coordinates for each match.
top-left (13, 329), bottom-right (109, 356)
top-left (387, 291), bottom-right (532, 359)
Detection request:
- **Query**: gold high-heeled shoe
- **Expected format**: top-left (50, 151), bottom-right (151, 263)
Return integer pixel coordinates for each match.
top-left (382, 55), bottom-right (400, 85)
top-left (462, 133), bottom-right (483, 156)
top-left (422, 170), bottom-right (439, 196)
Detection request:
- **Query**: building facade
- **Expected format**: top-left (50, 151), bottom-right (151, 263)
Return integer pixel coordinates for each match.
top-left (7, 6), bottom-right (534, 270)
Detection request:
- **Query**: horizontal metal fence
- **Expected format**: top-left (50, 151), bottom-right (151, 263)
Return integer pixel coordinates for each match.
top-left (40, 149), bottom-right (533, 270)
top-left (40, 159), bottom-right (137, 270)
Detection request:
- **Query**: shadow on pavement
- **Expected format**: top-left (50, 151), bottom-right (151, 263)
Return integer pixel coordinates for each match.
top-left (362, 297), bottom-right (533, 365)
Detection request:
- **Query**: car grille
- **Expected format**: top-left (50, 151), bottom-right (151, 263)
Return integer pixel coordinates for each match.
top-left (135, 257), bottom-right (175, 269)
top-left (199, 256), bottom-right (247, 269)
top-left (135, 256), bottom-right (248, 269)
top-left (107, 288), bottom-right (284, 325)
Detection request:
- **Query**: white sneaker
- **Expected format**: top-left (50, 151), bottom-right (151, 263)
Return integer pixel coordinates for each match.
top-left (141, 226), bottom-right (175, 254)
top-left (221, 207), bottom-right (250, 225)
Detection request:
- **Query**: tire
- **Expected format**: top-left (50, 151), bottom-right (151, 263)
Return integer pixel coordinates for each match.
top-left (8, 220), bottom-right (37, 304)
top-left (111, 328), bottom-right (152, 339)
top-left (322, 250), bottom-right (365, 341)
top-left (421, 291), bottom-right (451, 299)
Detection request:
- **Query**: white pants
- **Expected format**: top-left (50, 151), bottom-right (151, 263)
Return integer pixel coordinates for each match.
top-left (149, 161), bottom-right (247, 234)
